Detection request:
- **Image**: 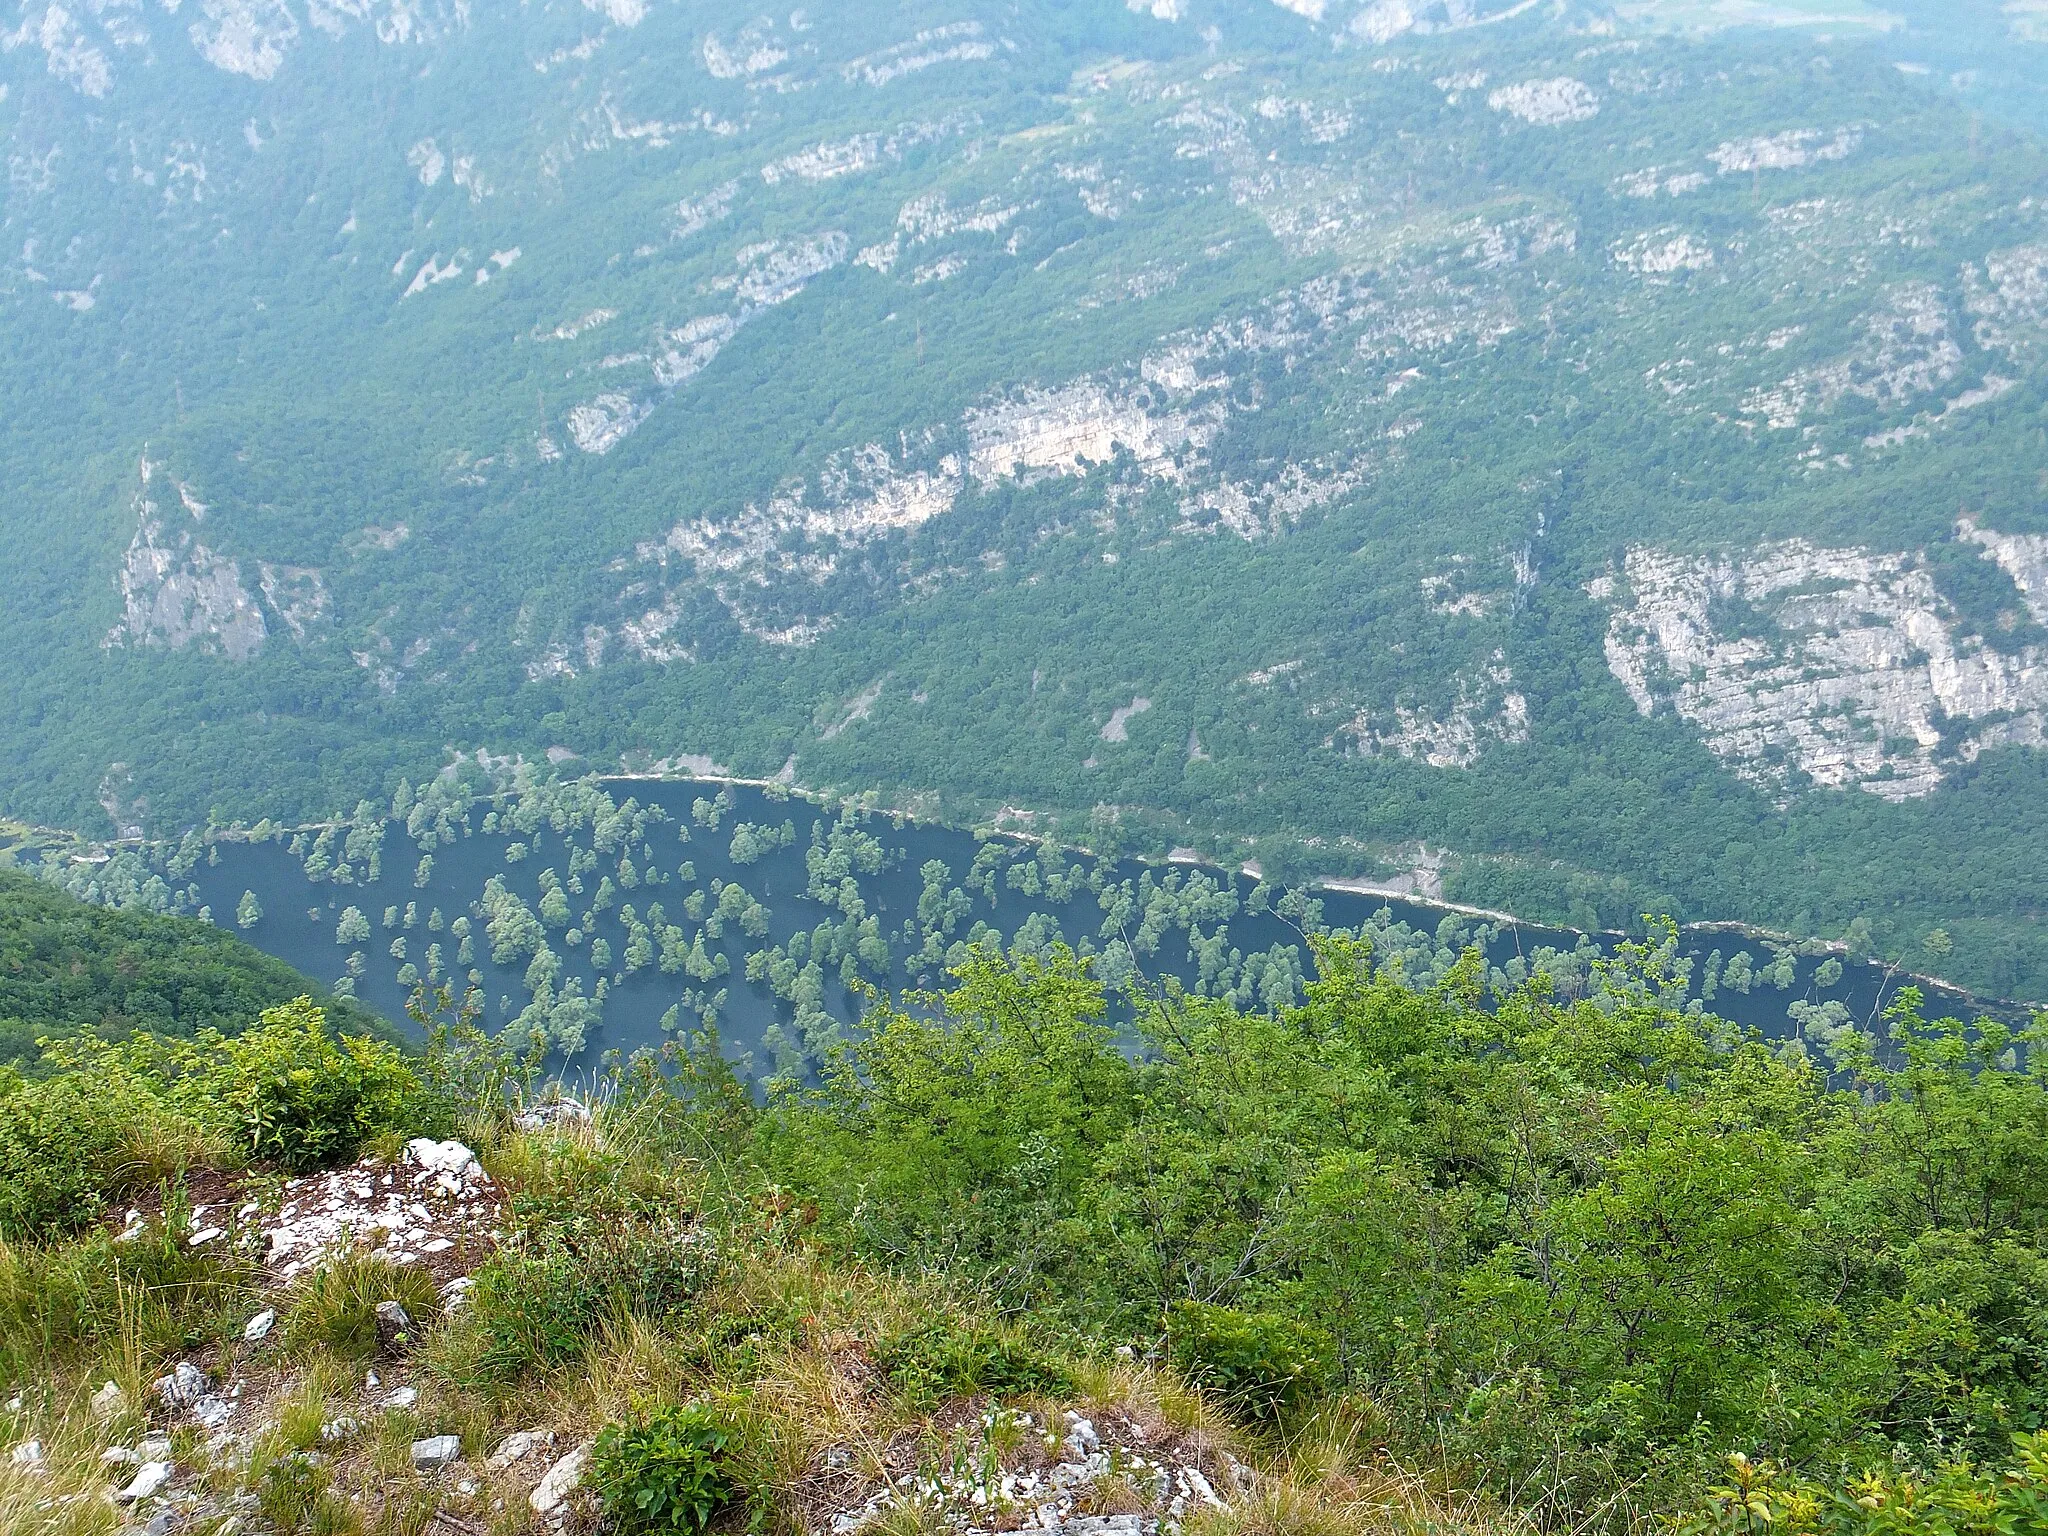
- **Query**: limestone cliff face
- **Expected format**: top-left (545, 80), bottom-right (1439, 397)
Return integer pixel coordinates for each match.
top-left (102, 456), bottom-right (333, 662)
top-left (1595, 531), bottom-right (2048, 801)
top-left (105, 457), bottom-right (267, 663)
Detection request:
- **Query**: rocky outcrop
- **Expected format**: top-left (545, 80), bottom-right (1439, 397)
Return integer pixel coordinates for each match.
top-left (1741, 282), bottom-right (1961, 430)
top-left (105, 457), bottom-right (266, 662)
top-left (188, 0), bottom-right (299, 81)
top-left (622, 443), bottom-right (964, 653)
top-left (1595, 536), bottom-right (2048, 800)
top-left (1965, 241), bottom-right (2048, 368)
top-left (1488, 77), bottom-right (1599, 126)
top-left (262, 1137), bottom-right (500, 1280)
top-left (1331, 654), bottom-right (1529, 769)
top-left (965, 380), bottom-right (1212, 486)
top-left (1960, 517), bottom-right (2048, 624)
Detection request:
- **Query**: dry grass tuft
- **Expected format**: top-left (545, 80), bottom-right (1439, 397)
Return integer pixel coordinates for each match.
top-left (0, 1390), bottom-right (132, 1536)
top-left (1189, 1407), bottom-right (1530, 1536)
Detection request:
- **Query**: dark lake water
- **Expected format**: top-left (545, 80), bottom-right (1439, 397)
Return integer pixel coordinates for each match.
top-left (178, 777), bottom-right (1989, 1082)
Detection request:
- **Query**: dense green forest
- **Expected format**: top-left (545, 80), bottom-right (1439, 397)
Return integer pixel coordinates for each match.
top-left (7, 0), bottom-right (2048, 999)
top-left (0, 867), bottom-right (381, 1067)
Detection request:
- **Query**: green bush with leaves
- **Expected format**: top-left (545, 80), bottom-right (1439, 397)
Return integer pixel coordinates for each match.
top-left (199, 997), bottom-right (424, 1171)
top-left (1163, 1301), bottom-right (1332, 1421)
top-left (0, 1066), bottom-right (150, 1240)
top-left (0, 993), bottom-right (430, 1242)
top-left (1680, 1437), bottom-right (2048, 1536)
top-left (436, 1209), bottom-right (715, 1389)
top-left (590, 1403), bottom-right (743, 1536)
top-left (441, 1241), bottom-right (605, 1388)
top-left (755, 941), bottom-right (2048, 1511)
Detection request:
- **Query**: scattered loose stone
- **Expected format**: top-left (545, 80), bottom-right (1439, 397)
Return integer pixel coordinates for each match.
top-left (822, 1405), bottom-right (1236, 1535)
top-left (195, 1400), bottom-right (233, 1430)
top-left (155, 1363), bottom-right (210, 1410)
top-left (486, 1430), bottom-right (544, 1470)
top-left (9, 1439), bottom-right (43, 1467)
top-left (412, 1435), bottom-right (463, 1470)
top-left (530, 1441), bottom-right (591, 1519)
top-left (514, 1097), bottom-right (591, 1132)
top-left (137, 1435), bottom-right (173, 1460)
top-left (115, 1461), bottom-right (173, 1501)
top-left (382, 1387), bottom-right (419, 1411)
top-left (243, 1308), bottom-right (277, 1342)
top-left (376, 1299), bottom-right (416, 1352)
top-left (91, 1379), bottom-right (127, 1417)
top-left (187, 1227), bottom-right (223, 1248)
top-left (101, 1446), bottom-right (140, 1466)
top-left (263, 1140), bottom-right (499, 1279)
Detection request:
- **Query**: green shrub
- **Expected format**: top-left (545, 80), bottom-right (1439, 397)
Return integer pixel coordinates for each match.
top-left (0, 1067), bottom-right (140, 1239)
top-left (590, 1403), bottom-right (742, 1535)
top-left (873, 1320), bottom-right (1074, 1409)
top-left (1164, 1301), bottom-right (1331, 1421)
top-left (446, 1243), bottom-right (606, 1387)
top-left (1679, 1436), bottom-right (2048, 1536)
top-left (206, 998), bottom-right (421, 1171)
top-left (18, 996), bottom-right (423, 1190)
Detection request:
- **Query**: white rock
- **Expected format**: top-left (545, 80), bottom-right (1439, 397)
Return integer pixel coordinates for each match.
top-left (138, 1435), bottom-right (173, 1460)
top-left (411, 1434), bottom-right (462, 1469)
top-left (530, 1441), bottom-right (592, 1517)
top-left (187, 1227), bottom-right (223, 1248)
top-left (192, 1395), bottom-right (234, 1430)
top-left (513, 1098), bottom-right (590, 1132)
top-left (9, 1439), bottom-right (43, 1467)
top-left (1181, 1466), bottom-right (1223, 1507)
top-left (405, 1138), bottom-right (479, 1177)
top-left (102, 1446), bottom-right (141, 1466)
top-left (381, 1388), bottom-right (419, 1411)
top-left (486, 1430), bottom-right (541, 1470)
top-left (155, 1363), bottom-right (207, 1408)
top-left (91, 1380), bottom-right (128, 1416)
top-left (115, 1461), bottom-right (173, 1501)
top-left (243, 1308), bottom-right (276, 1342)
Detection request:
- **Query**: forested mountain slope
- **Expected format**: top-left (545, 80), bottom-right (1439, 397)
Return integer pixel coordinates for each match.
top-left (6, 0), bottom-right (2048, 994)
top-left (0, 868), bottom-right (381, 1063)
